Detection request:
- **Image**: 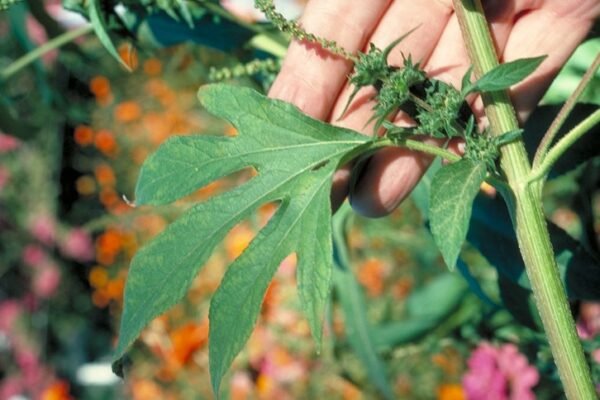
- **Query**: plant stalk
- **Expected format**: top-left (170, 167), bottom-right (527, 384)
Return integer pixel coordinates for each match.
top-left (0, 24), bottom-right (93, 81)
top-left (533, 52), bottom-right (600, 168)
top-left (453, 1), bottom-right (596, 398)
top-left (529, 108), bottom-right (600, 183)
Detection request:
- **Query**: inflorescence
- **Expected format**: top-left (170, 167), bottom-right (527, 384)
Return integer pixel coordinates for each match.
top-left (257, 0), bottom-right (508, 173)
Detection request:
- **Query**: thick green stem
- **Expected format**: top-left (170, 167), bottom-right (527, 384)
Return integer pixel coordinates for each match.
top-left (453, 1), bottom-right (596, 399)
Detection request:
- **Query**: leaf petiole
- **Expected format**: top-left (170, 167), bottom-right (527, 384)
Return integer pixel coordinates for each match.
top-left (0, 24), bottom-right (93, 81)
top-left (532, 52), bottom-right (600, 168)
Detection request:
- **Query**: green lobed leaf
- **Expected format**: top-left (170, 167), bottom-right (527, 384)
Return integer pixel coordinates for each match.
top-left (88, 0), bottom-right (132, 71)
top-left (113, 84), bottom-right (370, 394)
top-left (429, 159), bottom-right (487, 270)
top-left (466, 56), bottom-right (546, 95)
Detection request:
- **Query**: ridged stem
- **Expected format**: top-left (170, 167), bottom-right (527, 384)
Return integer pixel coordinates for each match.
top-left (453, 1), bottom-right (596, 398)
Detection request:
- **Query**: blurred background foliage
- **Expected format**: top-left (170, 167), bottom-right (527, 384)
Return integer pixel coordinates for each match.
top-left (0, 1), bottom-right (598, 399)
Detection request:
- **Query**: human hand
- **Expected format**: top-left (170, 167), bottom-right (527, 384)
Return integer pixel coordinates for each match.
top-left (269, 0), bottom-right (600, 216)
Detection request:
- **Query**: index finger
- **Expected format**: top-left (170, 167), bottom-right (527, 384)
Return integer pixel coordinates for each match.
top-left (268, 0), bottom-right (391, 120)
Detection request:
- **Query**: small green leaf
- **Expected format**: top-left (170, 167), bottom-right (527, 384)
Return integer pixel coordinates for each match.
top-left (430, 160), bottom-right (487, 270)
top-left (460, 65), bottom-right (474, 96)
top-left (466, 56), bottom-right (546, 94)
top-left (495, 129), bottom-right (523, 147)
top-left (88, 0), bottom-right (132, 71)
top-left (113, 84), bottom-right (370, 394)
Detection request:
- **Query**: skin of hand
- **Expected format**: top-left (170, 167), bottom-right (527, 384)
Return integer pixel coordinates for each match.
top-left (268, 0), bottom-right (600, 217)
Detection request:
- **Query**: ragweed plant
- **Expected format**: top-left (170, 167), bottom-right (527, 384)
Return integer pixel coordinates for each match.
top-left (41, 0), bottom-right (598, 398)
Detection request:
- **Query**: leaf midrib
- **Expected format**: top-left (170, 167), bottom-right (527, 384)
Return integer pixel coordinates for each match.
top-left (138, 140), bottom-right (364, 201)
top-left (118, 146), bottom-right (354, 355)
top-left (211, 170), bottom-right (332, 375)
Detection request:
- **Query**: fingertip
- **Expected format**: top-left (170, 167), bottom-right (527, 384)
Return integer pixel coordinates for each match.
top-left (330, 166), bottom-right (351, 213)
top-left (349, 147), bottom-right (432, 218)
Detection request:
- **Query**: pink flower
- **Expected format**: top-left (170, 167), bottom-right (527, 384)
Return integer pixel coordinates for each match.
top-left (0, 376), bottom-right (23, 399)
top-left (463, 342), bottom-right (539, 400)
top-left (16, 348), bottom-right (49, 393)
top-left (0, 300), bottom-right (22, 333)
top-left (0, 132), bottom-right (21, 153)
top-left (32, 263), bottom-right (61, 299)
top-left (28, 213), bottom-right (56, 245)
top-left (59, 228), bottom-right (94, 262)
top-left (21, 244), bottom-right (48, 267)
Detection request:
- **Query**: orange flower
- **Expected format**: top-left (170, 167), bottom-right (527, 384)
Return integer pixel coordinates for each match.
top-left (143, 58), bottom-right (162, 76)
top-left (169, 320), bottom-right (209, 366)
top-left (76, 175), bottom-right (96, 196)
top-left (261, 280), bottom-right (278, 317)
top-left (95, 249), bottom-right (115, 266)
top-left (89, 266), bottom-right (109, 288)
top-left (90, 76), bottom-right (111, 99)
top-left (94, 163), bottom-right (116, 187)
top-left (106, 277), bottom-right (125, 301)
top-left (74, 125), bottom-right (94, 146)
top-left (391, 277), bottom-right (413, 300)
top-left (94, 130), bottom-right (118, 157)
top-left (432, 349), bottom-right (462, 376)
top-left (131, 147), bottom-right (149, 165)
top-left (258, 202), bottom-right (277, 226)
top-left (131, 379), bottom-right (163, 400)
top-left (437, 384), bottom-right (465, 400)
top-left (225, 224), bottom-right (254, 260)
top-left (99, 187), bottom-right (119, 209)
top-left (145, 79), bottom-right (167, 96)
top-left (341, 381), bottom-right (362, 400)
top-left (256, 374), bottom-right (275, 397)
top-left (118, 43), bottom-right (138, 70)
top-left (154, 319), bottom-right (209, 379)
top-left (357, 258), bottom-right (387, 297)
top-left (92, 288), bottom-right (110, 308)
top-left (96, 229), bottom-right (123, 258)
top-left (121, 231), bottom-right (138, 258)
top-left (133, 215), bottom-right (167, 237)
top-left (191, 181), bottom-right (223, 201)
top-left (41, 381), bottom-right (72, 400)
top-left (145, 79), bottom-right (176, 106)
top-left (115, 101), bottom-right (142, 123)
top-left (224, 124), bottom-right (238, 137)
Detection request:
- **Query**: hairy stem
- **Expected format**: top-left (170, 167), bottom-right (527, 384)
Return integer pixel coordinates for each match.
top-left (399, 138), bottom-right (461, 162)
top-left (529, 108), bottom-right (600, 183)
top-left (453, 1), bottom-right (596, 399)
top-left (0, 24), bottom-right (93, 81)
top-left (533, 52), bottom-right (600, 168)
